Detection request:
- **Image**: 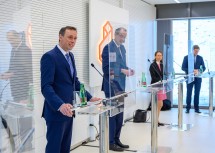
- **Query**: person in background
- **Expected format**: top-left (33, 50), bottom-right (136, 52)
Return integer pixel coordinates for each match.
top-left (0, 30), bottom-right (33, 151)
top-left (40, 26), bottom-right (100, 153)
top-left (149, 50), bottom-right (166, 126)
top-left (102, 27), bottom-right (134, 152)
top-left (1, 30), bottom-right (33, 103)
top-left (182, 45), bottom-right (206, 114)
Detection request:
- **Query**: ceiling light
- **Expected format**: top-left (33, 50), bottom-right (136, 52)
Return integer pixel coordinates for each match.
top-left (174, 0), bottom-right (180, 3)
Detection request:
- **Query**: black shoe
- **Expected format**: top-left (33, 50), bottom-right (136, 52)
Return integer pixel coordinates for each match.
top-left (185, 109), bottom-right (189, 113)
top-left (109, 144), bottom-right (124, 152)
top-left (115, 140), bottom-right (129, 149)
top-left (195, 110), bottom-right (201, 114)
top-left (158, 122), bottom-right (165, 126)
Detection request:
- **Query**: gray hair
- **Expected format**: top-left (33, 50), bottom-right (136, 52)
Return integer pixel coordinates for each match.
top-left (115, 27), bottom-right (127, 35)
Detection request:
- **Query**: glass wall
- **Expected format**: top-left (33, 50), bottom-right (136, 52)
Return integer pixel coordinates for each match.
top-left (172, 18), bottom-right (215, 107)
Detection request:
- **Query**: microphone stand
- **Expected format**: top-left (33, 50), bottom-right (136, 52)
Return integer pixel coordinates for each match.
top-left (0, 81), bottom-right (16, 152)
top-left (91, 63), bottom-right (125, 106)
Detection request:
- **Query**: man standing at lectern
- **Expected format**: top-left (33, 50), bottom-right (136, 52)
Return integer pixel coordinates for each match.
top-left (182, 45), bottom-right (206, 114)
top-left (40, 26), bottom-right (100, 153)
top-left (102, 27), bottom-right (134, 152)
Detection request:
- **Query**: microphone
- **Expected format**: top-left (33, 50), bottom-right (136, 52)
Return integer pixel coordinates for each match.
top-left (90, 63), bottom-right (111, 106)
top-left (205, 59), bottom-right (210, 74)
top-left (90, 63), bottom-right (105, 79)
top-left (173, 60), bottom-right (182, 69)
top-left (90, 63), bottom-right (126, 105)
top-left (90, 63), bottom-right (104, 77)
top-left (0, 82), bottom-right (10, 102)
top-left (148, 59), bottom-right (163, 82)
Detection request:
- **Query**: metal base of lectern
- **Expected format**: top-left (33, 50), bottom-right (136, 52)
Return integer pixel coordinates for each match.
top-left (199, 112), bottom-right (215, 117)
top-left (168, 123), bottom-right (193, 131)
top-left (137, 146), bottom-right (172, 153)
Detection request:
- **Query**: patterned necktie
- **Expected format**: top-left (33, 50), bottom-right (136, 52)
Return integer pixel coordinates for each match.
top-left (65, 53), bottom-right (74, 76)
top-left (118, 47), bottom-right (124, 61)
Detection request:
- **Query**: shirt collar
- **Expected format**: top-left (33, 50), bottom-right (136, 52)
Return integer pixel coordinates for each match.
top-left (57, 44), bottom-right (71, 56)
top-left (113, 39), bottom-right (120, 48)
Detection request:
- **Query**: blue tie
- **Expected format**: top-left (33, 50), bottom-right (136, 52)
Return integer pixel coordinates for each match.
top-left (65, 53), bottom-right (74, 76)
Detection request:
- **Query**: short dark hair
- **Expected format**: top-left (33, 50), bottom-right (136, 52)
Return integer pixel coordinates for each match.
top-left (7, 30), bottom-right (20, 38)
top-left (115, 27), bottom-right (127, 35)
top-left (59, 26), bottom-right (77, 36)
top-left (193, 45), bottom-right (200, 50)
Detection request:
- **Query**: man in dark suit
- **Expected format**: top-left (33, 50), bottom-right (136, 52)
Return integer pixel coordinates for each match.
top-left (40, 26), bottom-right (100, 153)
top-left (182, 45), bottom-right (206, 114)
top-left (102, 27), bottom-right (134, 152)
top-left (1, 30), bottom-right (33, 151)
top-left (1, 30), bottom-right (33, 102)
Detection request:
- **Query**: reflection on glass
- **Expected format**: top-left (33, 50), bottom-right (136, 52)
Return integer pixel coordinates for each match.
top-left (0, 30), bottom-right (34, 152)
top-left (0, 1), bottom-right (34, 151)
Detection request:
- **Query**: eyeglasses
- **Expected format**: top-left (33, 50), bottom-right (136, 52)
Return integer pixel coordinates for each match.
top-left (118, 34), bottom-right (127, 39)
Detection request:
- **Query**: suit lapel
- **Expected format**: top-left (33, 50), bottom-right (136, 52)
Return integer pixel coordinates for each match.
top-left (160, 63), bottom-right (163, 76)
top-left (111, 40), bottom-right (125, 63)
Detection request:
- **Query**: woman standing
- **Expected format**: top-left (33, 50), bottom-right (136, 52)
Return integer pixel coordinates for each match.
top-left (149, 51), bottom-right (166, 126)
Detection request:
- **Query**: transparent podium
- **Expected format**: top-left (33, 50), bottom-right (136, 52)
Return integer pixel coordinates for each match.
top-left (168, 76), bottom-right (193, 131)
top-left (73, 90), bottom-right (135, 153)
top-left (0, 101), bottom-right (34, 153)
top-left (196, 71), bottom-right (215, 117)
top-left (137, 79), bottom-right (173, 153)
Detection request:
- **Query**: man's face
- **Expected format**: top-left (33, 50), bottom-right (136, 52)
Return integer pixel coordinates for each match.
top-left (59, 29), bottom-right (77, 52)
top-left (114, 29), bottom-right (127, 45)
top-left (193, 48), bottom-right (199, 56)
top-left (7, 32), bottom-right (18, 47)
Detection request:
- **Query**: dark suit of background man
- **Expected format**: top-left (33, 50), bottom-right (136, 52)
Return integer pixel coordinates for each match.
top-left (3, 30), bottom-right (33, 102)
top-left (182, 45), bottom-right (206, 114)
top-left (102, 27), bottom-right (134, 152)
top-left (40, 26), bottom-right (100, 153)
top-left (1, 30), bottom-right (33, 151)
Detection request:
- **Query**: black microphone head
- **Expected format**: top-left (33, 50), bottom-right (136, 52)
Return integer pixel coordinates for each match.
top-left (91, 63), bottom-right (94, 67)
top-left (147, 59), bottom-right (151, 63)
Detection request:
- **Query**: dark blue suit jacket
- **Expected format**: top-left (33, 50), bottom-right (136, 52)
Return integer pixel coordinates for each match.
top-left (40, 45), bottom-right (92, 121)
top-left (182, 55), bottom-right (206, 75)
top-left (101, 40), bottom-right (128, 97)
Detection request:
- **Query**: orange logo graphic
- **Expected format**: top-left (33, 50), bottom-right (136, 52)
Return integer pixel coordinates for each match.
top-left (98, 21), bottom-right (113, 63)
top-left (26, 23), bottom-right (32, 49)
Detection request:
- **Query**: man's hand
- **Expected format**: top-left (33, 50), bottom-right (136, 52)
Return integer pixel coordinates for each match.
top-left (59, 103), bottom-right (73, 117)
top-left (121, 69), bottom-right (135, 76)
top-left (0, 72), bottom-right (13, 80)
top-left (90, 97), bottom-right (102, 102)
top-left (194, 69), bottom-right (199, 76)
top-left (129, 69), bottom-right (135, 76)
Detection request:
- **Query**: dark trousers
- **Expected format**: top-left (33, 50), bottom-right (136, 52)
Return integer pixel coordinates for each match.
top-left (104, 92), bottom-right (124, 145)
top-left (186, 78), bottom-right (202, 111)
top-left (109, 112), bottom-right (123, 145)
top-left (45, 118), bottom-right (73, 153)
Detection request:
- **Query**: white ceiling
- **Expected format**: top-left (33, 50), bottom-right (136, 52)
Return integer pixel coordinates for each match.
top-left (142, 0), bottom-right (215, 5)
